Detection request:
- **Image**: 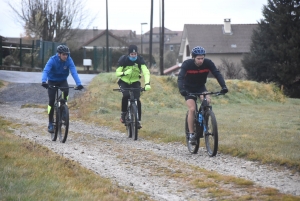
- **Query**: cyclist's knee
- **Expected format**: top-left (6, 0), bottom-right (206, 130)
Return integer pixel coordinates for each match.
top-left (189, 108), bottom-right (196, 113)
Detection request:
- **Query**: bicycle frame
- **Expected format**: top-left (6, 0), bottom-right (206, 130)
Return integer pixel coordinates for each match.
top-left (127, 89), bottom-right (139, 121)
top-left (113, 87), bottom-right (145, 140)
top-left (186, 91), bottom-right (224, 156)
top-left (189, 92), bottom-right (222, 128)
top-left (48, 85), bottom-right (75, 143)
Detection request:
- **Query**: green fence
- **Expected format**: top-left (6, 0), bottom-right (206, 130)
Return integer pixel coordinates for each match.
top-left (1, 37), bottom-right (114, 73)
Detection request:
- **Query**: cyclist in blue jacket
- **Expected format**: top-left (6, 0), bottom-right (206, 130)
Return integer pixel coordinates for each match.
top-left (41, 45), bottom-right (83, 133)
top-left (177, 46), bottom-right (228, 145)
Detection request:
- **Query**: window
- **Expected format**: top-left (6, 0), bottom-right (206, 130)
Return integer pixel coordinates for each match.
top-left (170, 45), bottom-right (174, 51)
top-left (186, 45), bottom-right (190, 56)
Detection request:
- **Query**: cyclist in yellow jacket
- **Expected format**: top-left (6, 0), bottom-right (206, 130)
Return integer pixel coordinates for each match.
top-left (116, 45), bottom-right (151, 129)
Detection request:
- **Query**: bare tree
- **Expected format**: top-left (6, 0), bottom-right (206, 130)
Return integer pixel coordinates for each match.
top-left (8, 0), bottom-right (95, 42)
top-left (218, 58), bottom-right (246, 79)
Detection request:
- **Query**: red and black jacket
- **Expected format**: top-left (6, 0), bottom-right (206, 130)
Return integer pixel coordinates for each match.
top-left (177, 58), bottom-right (226, 91)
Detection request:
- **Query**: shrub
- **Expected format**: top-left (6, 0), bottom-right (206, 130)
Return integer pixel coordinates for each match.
top-left (3, 55), bottom-right (15, 66)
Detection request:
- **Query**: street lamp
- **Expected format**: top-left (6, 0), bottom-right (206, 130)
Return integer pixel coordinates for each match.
top-left (141, 22), bottom-right (148, 54)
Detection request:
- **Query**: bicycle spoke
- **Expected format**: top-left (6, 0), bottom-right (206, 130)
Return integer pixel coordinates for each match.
top-left (131, 104), bottom-right (138, 140)
top-left (59, 104), bottom-right (69, 143)
top-left (186, 111), bottom-right (200, 154)
top-left (204, 110), bottom-right (218, 157)
top-left (126, 111), bottom-right (132, 138)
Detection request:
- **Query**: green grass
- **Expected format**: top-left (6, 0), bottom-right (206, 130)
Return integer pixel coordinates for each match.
top-left (1, 77), bottom-right (300, 200)
top-left (71, 73), bottom-right (300, 172)
top-left (0, 116), bottom-right (152, 201)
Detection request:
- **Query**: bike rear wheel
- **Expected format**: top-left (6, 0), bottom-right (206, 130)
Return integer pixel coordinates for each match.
top-left (185, 111), bottom-right (200, 154)
top-left (130, 103), bottom-right (139, 140)
top-left (126, 111), bottom-right (132, 138)
top-left (51, 104), bottom-right (59, 141)
top-left (204, 110), bottom-right (218, 157)
top-left (58, 104), bottom-right (69, 143)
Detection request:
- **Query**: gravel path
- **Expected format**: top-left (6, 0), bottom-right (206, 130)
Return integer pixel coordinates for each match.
top-left (1, 83), bottom-right (300, 200)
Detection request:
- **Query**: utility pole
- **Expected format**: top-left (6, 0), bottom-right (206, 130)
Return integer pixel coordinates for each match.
top-left (159, 0), bottom-right (165, 75)
top-left (106, 0), bottom-right (109, 72)
top-left (149, 0), bottom-right (153, 68)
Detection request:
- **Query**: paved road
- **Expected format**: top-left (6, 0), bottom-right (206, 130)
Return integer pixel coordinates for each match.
top-left (0, 70), bottom-right (97, 85)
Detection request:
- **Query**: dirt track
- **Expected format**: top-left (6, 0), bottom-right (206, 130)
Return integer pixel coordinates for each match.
top-left (1, 83), bottom-right (300, 200)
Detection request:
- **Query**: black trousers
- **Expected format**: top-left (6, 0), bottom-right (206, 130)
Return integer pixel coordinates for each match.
top-left (47, 80), bottom-right (69, 122)
top-left (118, 80), bottom-right (142, 121)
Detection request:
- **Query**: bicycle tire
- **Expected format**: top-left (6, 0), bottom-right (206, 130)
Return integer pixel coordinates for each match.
top-left (130, 103), bottom-right (139, 140)
top-left (204, 109), bottom-right (218, 157)
top-left (126, 111), bottom-right (132, 138)
top-left (58, 104), bottom-right (69, 143)
top-left (185, 111), bottom-right (200, 154)
top-left (51, 104), bottom-right (59, 141)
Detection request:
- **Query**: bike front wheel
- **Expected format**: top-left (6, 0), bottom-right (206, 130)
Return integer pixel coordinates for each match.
top-left (51, 105), bottom-right (59, 141)
top-left (204, 110), bottom-right (218, 157)
top-left (185, 111), bottom-right (200, 154)
top-left (125, 111), bottom-right (132, 138)
top-left (58, 104), bottom-right (69, 143)
top-left (130, 103), bottom-right (139, 140)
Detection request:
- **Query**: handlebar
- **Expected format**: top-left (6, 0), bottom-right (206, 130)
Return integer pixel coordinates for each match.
top-left (187, 92), bottom-right (225, 96)
top-left (48, 85), bottom-right (82, 90)
top-left (113, 87), bottom-right (145, 92)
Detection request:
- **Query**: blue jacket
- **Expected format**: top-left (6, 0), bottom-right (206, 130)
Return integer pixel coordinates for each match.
top-left (41, 54), bottom-right (81, 85)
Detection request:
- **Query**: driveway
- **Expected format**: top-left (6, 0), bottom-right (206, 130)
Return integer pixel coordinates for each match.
top-left (0, 70), bottom-right (97, 85)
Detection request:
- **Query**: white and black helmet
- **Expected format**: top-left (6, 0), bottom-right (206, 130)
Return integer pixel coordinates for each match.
top-left (57, 45), bottom-right (70, 54)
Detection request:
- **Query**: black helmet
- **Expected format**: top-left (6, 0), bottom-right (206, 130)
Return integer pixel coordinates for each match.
top-left (191, 46), bottom-right (206, 58)
top-left (57, 45), bottom-right (70, 54)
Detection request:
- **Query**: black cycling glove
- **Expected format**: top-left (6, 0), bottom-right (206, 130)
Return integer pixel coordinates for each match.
top-left (180, 90), bottom-right (188, 96)
top-left (75, 85), bottom-right (84, 90)
top-left (220, 86), bottom-right (228, 94)
top-left (41, 82), bottom-right (48, 89)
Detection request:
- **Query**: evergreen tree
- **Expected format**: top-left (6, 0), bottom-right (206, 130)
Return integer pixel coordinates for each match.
top-left (242, 0), bottom-right (300, 97)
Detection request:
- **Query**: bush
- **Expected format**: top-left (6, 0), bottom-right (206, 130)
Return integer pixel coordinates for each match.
top-left (3, 55), bottom-right (15, 66)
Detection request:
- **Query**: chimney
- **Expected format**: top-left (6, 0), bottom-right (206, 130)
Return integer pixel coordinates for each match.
top-left (93, 26), bottom-right (98, 38)
top-left (223, 18), bottom-right (231, 34)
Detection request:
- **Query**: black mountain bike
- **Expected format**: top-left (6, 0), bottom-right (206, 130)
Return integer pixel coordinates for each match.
top-left (185, 91), bottom-right (224, 156)
top-left (113, 87), bottom-right (144, 140)
top-left (49, 85), bottom-right (79, 143)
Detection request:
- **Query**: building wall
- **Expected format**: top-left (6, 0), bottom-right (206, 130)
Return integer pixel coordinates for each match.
top-left (87, 36), bottom-right (125, 48)
top-left (182, 38), bottom-right (190, 62)
top-left (206, 53), bottom-right (244, 68)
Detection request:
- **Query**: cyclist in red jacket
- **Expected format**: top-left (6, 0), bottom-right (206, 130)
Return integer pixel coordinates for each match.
top-left (177, 46), bottom-right (228, 145)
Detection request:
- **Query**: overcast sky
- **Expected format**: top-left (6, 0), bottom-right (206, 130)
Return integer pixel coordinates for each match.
top-left (0, 0), bottom-right (268, 38)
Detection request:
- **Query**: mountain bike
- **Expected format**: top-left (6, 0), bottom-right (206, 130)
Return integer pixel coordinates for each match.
top-left (113, 87), bottom-right (145, 140)
top-left (49, 85), bottom-right (80, 143)
top-left (185, 91), bottom-right (224, 156)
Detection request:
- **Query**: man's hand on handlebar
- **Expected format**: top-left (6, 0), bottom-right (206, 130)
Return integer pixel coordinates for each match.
top-left (220, 86), bottom-right (228, 94)
top-left (75, 85), bottom-right (84, 90)
top-left (41, 82), bottom-right (48, 89)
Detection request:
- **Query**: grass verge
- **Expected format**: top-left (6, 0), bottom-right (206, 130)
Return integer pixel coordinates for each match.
top-left (0, 116), bottom-right (152, 201)
top-left (70, 73), bottom-right (300, 172)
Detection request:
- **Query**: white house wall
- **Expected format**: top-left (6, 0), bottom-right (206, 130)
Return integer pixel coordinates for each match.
top-left (206, 53), bottom-right (244, 68)
top-left (182, 38), bottom-right (190, 62)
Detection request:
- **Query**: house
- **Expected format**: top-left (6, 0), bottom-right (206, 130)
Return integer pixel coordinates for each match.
top-left (179, 19), bottom-right (258, 68)
top-left (143, 27), bottom-right (182, 54)
top-left (72, 27), bottom-right (183, 56)
top-left (69, 28), bottom-right (140, 50)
